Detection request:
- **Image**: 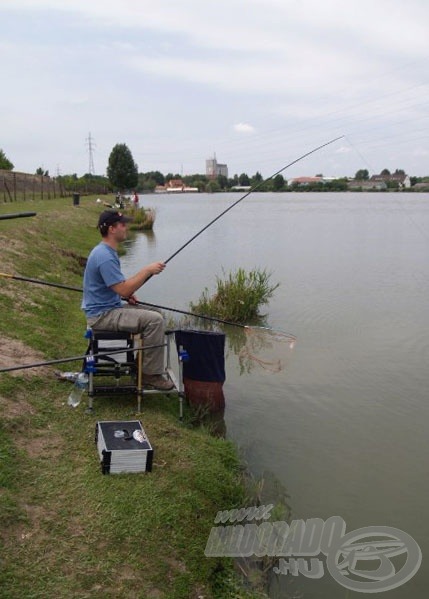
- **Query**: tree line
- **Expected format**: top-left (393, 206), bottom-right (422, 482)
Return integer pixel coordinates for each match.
top-left (2, 144), bottom-right (428, 195)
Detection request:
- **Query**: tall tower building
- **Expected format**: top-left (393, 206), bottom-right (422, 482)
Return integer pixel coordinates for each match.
top-left (206, 154), bottom-right (228, 179)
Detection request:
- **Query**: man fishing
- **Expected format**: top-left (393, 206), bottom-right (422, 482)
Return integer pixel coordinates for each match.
top-left (81, 209), bottom-right (174, 391)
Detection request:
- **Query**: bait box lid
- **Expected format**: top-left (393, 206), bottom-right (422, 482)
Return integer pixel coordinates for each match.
top-left (95, 420), bottom-right (153, 474)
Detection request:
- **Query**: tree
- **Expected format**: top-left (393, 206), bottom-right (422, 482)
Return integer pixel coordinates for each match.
top-left (273, 174), bottom-right (285, 191)
top-left (107, 143), bottom-right (138, 190)
top-left (182, 173), bottom-right (207, 188)
top-left (140, 178), bottom-right (157, 192)
top-left (0, 149), bottom-right (14, 170)
top-left (206, 180), bottom-right (221, 193)
top-left (238, 173), bottom-right (250, 186)
top-left (192, 179), bottom-right (207, 192)
top-left (380, 168), bottom-right (391, 177)
top-left (138, 170), bottom-right (165, 191)
top-left (249, 172), bottom-right (263, 187)
top-left (216, 174), bottom-right (228, 189)
top-left (145, 171), bottom-right (165, 185)
top-left (355, 169), bottom-right (369, 180)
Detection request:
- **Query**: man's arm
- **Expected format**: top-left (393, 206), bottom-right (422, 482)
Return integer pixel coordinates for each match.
top-left (111, 261), bottom-right (165, 298)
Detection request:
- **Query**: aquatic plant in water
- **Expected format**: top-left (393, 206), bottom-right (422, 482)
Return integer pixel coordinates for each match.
top-left (190, 267), bottom-right (279, 323)
top-left (127, 205), bottom-right (156, 230)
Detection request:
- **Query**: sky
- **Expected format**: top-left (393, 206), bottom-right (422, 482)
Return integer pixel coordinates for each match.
top-left (1, 0), bottom-right (429, 179)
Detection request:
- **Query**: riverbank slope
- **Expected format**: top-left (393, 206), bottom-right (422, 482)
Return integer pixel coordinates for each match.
top-left (0, 196), bottom-right (257, 598)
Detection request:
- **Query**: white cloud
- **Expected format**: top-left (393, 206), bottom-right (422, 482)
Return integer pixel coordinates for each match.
top-left (335, 146), bottom-right (352, 155)
top-left (233, 123), bottom-right (255, 134)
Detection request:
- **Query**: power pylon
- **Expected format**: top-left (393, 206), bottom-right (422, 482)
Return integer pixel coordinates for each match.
top-left (86, 132), bottom-right (96, 175)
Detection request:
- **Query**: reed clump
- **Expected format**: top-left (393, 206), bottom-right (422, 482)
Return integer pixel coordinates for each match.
top-left (190, 267), bottom-right (279, 323)
top-left (126, 205), bottom-right (156, 230)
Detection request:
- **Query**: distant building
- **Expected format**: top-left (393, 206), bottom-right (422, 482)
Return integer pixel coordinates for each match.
top-left (154, 178), bottom-right (198, 193)
top-left (206, 154), bottom-right (228, 179)
top-left (347, 171), bottom-right (411, 191)
top-left (288, 176), bottom-right (323, 186)
top-left (369, 172), bottom-right (411, 189)
top-left (230, 185), bottom-right (252, 192)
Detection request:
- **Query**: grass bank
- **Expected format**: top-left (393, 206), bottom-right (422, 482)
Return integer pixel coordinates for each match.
top-left (0, 196), bottom-right (260, 599)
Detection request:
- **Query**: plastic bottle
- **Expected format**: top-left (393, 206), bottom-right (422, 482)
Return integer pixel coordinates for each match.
top-left (67, 372), bottom-right (88, 408)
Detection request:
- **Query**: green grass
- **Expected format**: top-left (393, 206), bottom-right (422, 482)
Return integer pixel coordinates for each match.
top-left (0, 196), bottom-right (263, 599)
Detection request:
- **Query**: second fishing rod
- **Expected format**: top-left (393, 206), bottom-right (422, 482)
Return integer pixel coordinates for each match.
top-left (0, 273), bottom-right (296, 340)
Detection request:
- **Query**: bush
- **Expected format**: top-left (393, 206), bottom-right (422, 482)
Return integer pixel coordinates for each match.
top-left (190, 267), bottom-right (279, 322)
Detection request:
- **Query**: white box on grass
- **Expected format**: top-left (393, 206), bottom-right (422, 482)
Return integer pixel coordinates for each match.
top-left (95, 420), bottom-right (153, 474)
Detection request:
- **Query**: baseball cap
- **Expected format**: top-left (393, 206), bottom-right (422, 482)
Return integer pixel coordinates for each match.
top-left (97, 210), bottom-right (133, 229)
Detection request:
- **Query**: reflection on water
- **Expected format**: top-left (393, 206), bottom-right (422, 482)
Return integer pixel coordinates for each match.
top-left (236, 468), bottom-right (294, 598)
top-left (142, 229), bottom-right (157, 247)
top-left (123, 228), bottom-right (157, 254)
top-left (226, 325), bottom-right (295, 376)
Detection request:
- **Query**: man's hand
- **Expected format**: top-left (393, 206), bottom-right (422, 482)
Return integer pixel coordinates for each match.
top-left (147, 261), bottom-right (166, 275)
top-left (112, 261), bottom-right (166, 298)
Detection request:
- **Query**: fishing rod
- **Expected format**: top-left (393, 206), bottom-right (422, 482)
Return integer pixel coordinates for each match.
top-left (0, 273), bottom-right (295, 338)
top-left (0, 343), bottom-right (165, 374)
top-left (0, 212), bottom-right (37, 221)
top-left (161, 135), bottom-right (344, 267)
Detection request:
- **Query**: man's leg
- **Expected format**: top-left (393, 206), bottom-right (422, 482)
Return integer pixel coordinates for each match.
top-left (88, 306), bottom-right (165, 375)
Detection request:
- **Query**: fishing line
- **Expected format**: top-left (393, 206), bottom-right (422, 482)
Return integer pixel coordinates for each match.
top-left (344, 140), bottom-right (429, 246)
top-left (341, 141), bottom-right (429, 296)
top-left (344, 135), bottom-right (376, 174)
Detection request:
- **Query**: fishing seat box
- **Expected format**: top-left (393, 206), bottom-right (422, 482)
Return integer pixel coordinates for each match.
top-left (95, 420), bottom-right (153, 474)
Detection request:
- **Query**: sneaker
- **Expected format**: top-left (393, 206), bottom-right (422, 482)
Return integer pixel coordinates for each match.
top-left (144, 374), bottom-right (174, 391)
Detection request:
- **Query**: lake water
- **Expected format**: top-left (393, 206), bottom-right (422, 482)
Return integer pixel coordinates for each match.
top-left (121, 192), bottom-right (429, 599)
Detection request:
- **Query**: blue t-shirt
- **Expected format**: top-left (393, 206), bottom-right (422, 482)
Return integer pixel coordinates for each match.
top-left (82, 242), bottom-right (124, 318)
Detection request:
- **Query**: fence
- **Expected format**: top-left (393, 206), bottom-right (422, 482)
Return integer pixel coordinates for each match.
top-left (0, 170), bottom-right (67, 202)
